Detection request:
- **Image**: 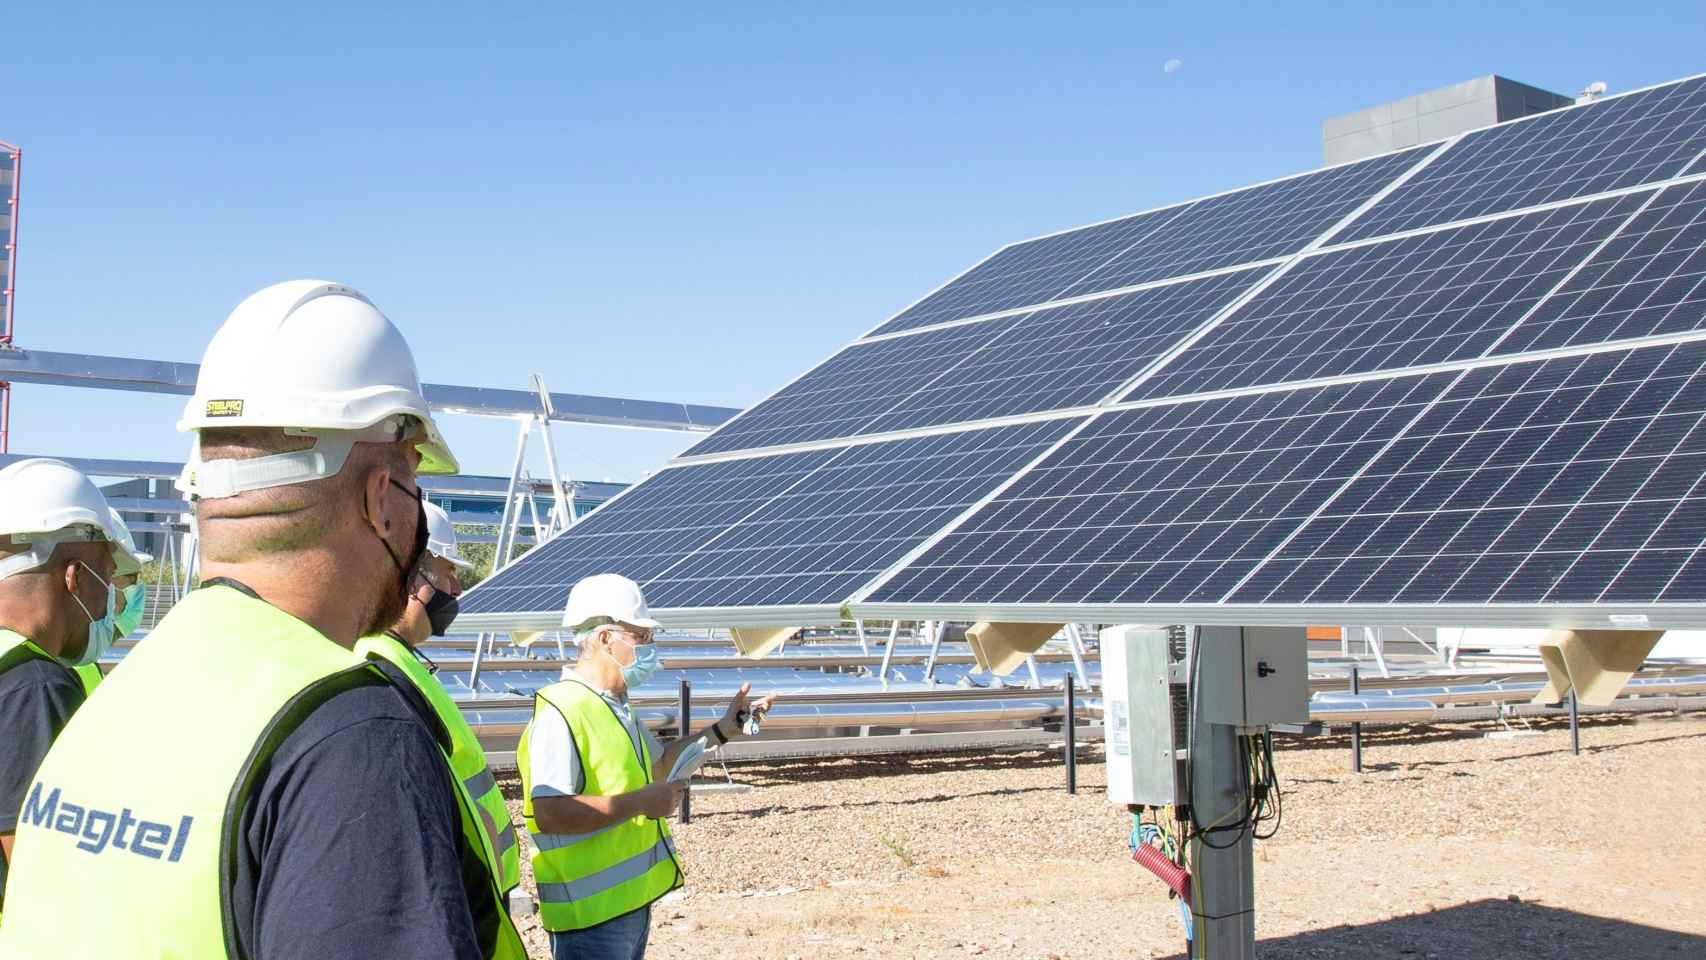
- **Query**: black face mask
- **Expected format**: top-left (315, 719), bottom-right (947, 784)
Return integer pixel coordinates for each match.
top-left (423, 588), bottom-right (460, 637)
top-left (366, 478), bottom-right (430, 611)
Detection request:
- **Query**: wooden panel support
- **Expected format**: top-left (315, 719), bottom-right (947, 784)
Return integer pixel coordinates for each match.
top-left (730, 626), bottom-right (799, 659)
top-left (965, 621), bottom-right (1063, 676)
top-left (1532, 629), bottom-right (1664, 707)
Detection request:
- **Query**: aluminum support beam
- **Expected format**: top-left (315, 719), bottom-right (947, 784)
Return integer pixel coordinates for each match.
top-left (0, 347), bottom-right (739, 431)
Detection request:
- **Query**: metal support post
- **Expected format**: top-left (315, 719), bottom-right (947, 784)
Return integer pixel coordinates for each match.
top-left (1064, 623), bottom-right (1090, 689)
top-left (922, 620), bottom-right (945, 681)
top-left (877, 621), bottom-right (901, 683)
top-left (1349, 665), bottom-right (1363, 774)
top-left (1064, 673), bottom-right (1077, 794)
top-left (491, 416), bottom-right (531, 572)
top-left (1188, 627), bottom-right (1256, 960)
top-left (1569, 690), bottom-right (1580, 755)
top-left (529, 374), bottom-right (575, 532)
top-left (854, 619), bottom-right (869, 656)
top-left (1363, 626), bottom-right (1390, 678)
top-left (1024, 654), bottom-right (1042, 689)
top-left (678, 680), bottom-right (693, 824)
top-left (469, 633), bottom-right (488, 692)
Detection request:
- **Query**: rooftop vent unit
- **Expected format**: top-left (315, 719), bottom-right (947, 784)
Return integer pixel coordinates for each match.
top-left (1323, 75), bottom-right (1574, 165)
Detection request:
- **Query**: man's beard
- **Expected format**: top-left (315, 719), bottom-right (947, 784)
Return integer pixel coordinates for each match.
top-left (362, 568), bottom-right (410, 638)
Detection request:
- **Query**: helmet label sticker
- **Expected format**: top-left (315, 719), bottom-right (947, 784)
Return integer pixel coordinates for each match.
top-left (204, 399), bottom-right (244, 418)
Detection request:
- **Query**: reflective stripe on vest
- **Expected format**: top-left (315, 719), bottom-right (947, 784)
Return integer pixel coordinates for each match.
top-left (0, 588), bottom-right (525, 959)
top-left (517, 677), bottom-right (682, 932)
top-left (354, 633), bottom-right (521, 893)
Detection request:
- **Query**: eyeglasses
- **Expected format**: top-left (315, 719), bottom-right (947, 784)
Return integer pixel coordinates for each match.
top-left (609, 623), bottom-right (655, 645)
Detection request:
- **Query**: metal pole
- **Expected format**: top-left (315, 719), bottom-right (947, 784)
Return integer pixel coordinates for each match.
top-left (468, 632), bottom-right (488, 692)
top-left (854, 619), bottom-right (869, 656)
top-left (529, 375), bottom-right (575, 532)
top-left (1064, 672), bottom-right (1077, 794)
top-left (1189, 627), bottom-right (1256, 960)
top-left (491, 416), bottom-right (530, 573)
top-left (923, 620), bottom-right (945, 681)
top-left (1569, 689), bottom-right (1580, 756)
top-left (1064, 623), bottom-right (1090, 689)
top-left (678, 680), bottom-right (692, 824)
top-left (877, 621), bottom-right (900, 683)
top-left (1349, 665), bottom-right (1364, 774)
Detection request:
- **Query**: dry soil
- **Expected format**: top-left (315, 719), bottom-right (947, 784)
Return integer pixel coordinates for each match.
top-left (502, 712), bottom-right (1706, 959)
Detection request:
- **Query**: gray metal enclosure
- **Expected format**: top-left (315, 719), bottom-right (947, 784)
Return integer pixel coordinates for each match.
top-left (1323, 75), bottom-right (1574, 165)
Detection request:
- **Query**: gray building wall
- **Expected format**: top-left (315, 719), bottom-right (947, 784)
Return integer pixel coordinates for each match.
top-left (1323, 76), bottom-right (1574, 166)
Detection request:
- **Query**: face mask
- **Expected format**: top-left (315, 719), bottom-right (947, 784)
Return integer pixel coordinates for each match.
top-left (115, 582), bottom-right (146, 638)
top-left (423, 588), bottom-right (460, 637)
top-left (364, 478), bottom-right (430, 634)
top-left (65, 562), bottom-right (118, 667)
top-left (605, 634), bottom-right (661, 689)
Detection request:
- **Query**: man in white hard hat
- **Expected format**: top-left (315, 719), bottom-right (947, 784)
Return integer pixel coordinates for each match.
top-left (86, 508), bottom-right (156, 689)
top-left (355, 499), bottom-right (521, 895)
top-left (0, 281), bottom-right (524, 958)
top-left (0, 458), bottom-right (135, 920)
top-left (518, 573), bottom-right (775, 959)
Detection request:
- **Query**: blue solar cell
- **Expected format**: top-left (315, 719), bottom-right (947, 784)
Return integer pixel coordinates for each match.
top-left (867, 374), bottom-right (1451, 606)
top-left (1125, 193), bottom-right (1649, 402)
top-left (1499, 179), bottom-right (1706, 354)
top-left (1234, 341), bottom-right (1706, 605)
top-left (873, 147), bottom-right (1431, 337)
top-left (863, 268), bottom-right (1265, 434)
top-left (461, 419), bottom-right (1080, 615)
top-left (684, 317), bottom-right (1022, 456)
top-left (1062, 147), bottom-right (1430, 296)
top-left (872, 208), bottom-right (1188, 336)
top-left (1340, 75), bottom-right (1706, 243)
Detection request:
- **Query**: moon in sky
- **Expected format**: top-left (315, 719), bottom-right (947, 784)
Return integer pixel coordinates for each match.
top-left (1163, 58), bottom-right (1183, 74)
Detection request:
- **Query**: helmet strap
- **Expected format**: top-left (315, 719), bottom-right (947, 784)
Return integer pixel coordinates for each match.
top-left (177, 418), bottom-right (410, 500)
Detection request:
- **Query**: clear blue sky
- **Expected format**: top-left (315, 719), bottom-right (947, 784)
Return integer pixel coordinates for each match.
top-left (3, 1), bottom-right (1701, 483)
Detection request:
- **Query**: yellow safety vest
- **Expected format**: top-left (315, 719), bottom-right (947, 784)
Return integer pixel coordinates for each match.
top-left (0, 584), bottom-right (526, 959)
top-left (74, 662), bottom-right (103, 695)
top-left (354, 631), bottom-right (520, 892)
top-left (518, 676), bottom-right (682, 931)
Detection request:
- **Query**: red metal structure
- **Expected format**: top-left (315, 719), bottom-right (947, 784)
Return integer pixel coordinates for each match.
top-left (0, 138), bottom-right (19, 453)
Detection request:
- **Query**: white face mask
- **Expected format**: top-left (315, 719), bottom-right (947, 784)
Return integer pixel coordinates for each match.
top-left (65, 561), bottom-right (118, 667)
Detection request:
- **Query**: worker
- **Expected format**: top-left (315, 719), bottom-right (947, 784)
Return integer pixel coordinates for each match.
top-left (72, 508), bottom-right (157, 694)
top-left (519, 572), bottom-right (776, 959)
top-left (354, 499), bottom-right (521, 895)
top-left (0, 458), bottom-right (135, 920)
top-left (0, 280), bottom-right (525, 958)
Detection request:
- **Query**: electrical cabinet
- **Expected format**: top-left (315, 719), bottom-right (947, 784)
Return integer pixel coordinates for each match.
top-left (1102, 625), bottom-right (1187, 807)
top-left (1195, 626), bottom-right (1309, 727)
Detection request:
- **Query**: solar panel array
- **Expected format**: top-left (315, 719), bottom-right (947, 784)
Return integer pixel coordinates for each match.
top-left (462, 74), bottom-right (1706, 628)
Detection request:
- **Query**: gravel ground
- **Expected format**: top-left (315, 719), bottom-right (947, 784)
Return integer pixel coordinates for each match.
top-left (502, 712), bottom-right (1706, 958)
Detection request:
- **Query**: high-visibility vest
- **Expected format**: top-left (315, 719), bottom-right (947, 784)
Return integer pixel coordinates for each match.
top-left (74, 662), bottom-right (103, 695)
top-left (0, 584), bottom-right (526, 959)
top-left (354, 631), bottom-right (520, 892)
top-left (518, 676), bottom-right (682, 931)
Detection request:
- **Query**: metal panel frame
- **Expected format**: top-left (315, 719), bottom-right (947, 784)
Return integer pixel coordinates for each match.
top-left (0, 348), bottom-right (739, 432)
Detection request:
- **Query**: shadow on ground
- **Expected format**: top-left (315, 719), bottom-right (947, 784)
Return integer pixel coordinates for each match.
top-left (1154, 899), bottom-right (1706, 959)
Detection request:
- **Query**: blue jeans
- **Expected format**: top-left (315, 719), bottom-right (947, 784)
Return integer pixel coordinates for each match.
top-left (549, 905), bottom-right (652, 960)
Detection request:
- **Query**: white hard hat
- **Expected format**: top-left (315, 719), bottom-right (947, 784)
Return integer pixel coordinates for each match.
top-left (423, 500), bottom-right (473, 570)
top-left (0, 458), bottom-right (120, 582)
top-left (107, 508), bottom-right (153, 577)
top-left (176, 280), bottom-right (460, 500)
top-left (563, 573), bottom-right (662, 632)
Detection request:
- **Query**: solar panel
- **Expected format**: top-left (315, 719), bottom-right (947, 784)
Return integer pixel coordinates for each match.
top-left (1059, 146), bottom-right (1431, 297)
top-left (684, 317), bottom-right (1023, 456)
top-left (1497, 179), bottom-right (1706, 355)
top-left (872, 146), bottom-right (1432, 336)
top-left (865, 373), bottom-right (1451, 606)
top-left (873, 207), bottom-right (1188, 336)
top-left (1232, 341), bottom-right (1706, 605)
top-left (464, 71), bottom-right (1706, 628)
top-left (690, 267), bottom-right (1266, 457)
top-left (460, 419), bottom-right (1080, 619)
top-left (1339, 74), bottom-right (1706, 243)
top-left (1123, 191), bottom-right (1651, 402)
